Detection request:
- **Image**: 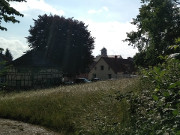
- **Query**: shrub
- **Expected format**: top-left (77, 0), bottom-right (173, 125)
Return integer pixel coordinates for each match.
top-left (117, 58), bottom-right (180, 134)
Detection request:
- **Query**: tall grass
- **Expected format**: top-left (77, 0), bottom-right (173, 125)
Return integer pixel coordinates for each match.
top-left (0, 78), bottom-right (138, 134)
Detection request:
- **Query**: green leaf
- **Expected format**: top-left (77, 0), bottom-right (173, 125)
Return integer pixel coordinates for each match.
top-left (172, 109), bottom-right (179, 116)
top-left (175, 81), bottom-right (180, 86)
top-left (176, 130), bottom-right (180, 135)
top-left (154, 67), bottom-right (161, 74)
top-left (152, 95), bottom-right (159, 101)
top-left (163, 91), bottom-right (170, 97)
top-left (154, 88), bottom-right (159, 92)
top-left (168, 83), bottom-right (177, 89)
top-left (168, 81), bottom-right (180, 89)
top-left (160, 69), bottom-right (166, 77)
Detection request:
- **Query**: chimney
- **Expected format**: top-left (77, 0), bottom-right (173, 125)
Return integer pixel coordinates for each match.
top-left (115, 55), bottom-right (118, 63)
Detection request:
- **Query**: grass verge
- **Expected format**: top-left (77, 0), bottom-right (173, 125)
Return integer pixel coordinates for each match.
top-left (0, 78), bottom-right (138, 134)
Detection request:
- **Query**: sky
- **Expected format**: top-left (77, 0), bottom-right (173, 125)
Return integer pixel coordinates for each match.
top-left (0, 0), bottom-right (141, 59)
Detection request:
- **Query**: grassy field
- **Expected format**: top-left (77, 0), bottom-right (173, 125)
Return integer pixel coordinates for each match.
top-left (0, 78), bottom-right (138, 134)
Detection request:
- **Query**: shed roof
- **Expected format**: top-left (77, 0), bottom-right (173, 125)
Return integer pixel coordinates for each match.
top-left (11, 49), bottom-right (58, 68)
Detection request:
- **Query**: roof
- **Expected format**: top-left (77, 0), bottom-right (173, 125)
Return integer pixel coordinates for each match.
top-left (92, 57), bottom-right (135, 74)
top-left (107, 55), bottom-right (122, 58)
top-left (11, 49), bottom-right (58, 68)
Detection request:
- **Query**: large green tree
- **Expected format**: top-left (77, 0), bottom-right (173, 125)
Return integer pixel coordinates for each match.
top-left (0, 0), bottom-right (26, 31)
top-left (27, 14), bottom-right (95, 75)
top-left (125, 0), bottom-right (180, 67)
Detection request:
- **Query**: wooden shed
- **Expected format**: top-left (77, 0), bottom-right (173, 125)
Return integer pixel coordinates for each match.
top-left (5, 49), bottom-right (62, 89)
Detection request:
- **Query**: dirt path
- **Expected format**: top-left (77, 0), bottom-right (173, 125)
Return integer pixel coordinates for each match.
top-left (0, 118), bottom-right (60, 135)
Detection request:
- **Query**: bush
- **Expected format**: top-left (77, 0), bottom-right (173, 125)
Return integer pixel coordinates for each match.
top-left (117, 58), bottom-right (180, 134)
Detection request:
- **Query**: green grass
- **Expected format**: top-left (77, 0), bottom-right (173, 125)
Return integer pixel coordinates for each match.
top-left (0, 78), bottom-right (138, 134)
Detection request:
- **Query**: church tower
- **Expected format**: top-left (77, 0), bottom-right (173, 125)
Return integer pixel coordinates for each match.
top-left (101, 47), bottom-right (107, 57)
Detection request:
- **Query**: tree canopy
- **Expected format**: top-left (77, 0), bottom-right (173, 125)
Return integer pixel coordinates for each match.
top-left (0, 0), bottom-right (26, 31)
top-left (125, 0), bottom-right (180, 67)
top-left (27, 14), bottom-right (95, 75)
top-left (5, 48), bottom-right (13, 61)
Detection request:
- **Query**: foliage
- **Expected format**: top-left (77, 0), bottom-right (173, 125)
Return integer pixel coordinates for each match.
top-left (117, 58), bottom-right (180, 134)
top-left (0, 0), bottom-right (26, 31)
top-left (0, 48), bottom-right (4, 53)
top-left (5, 48), bottom-right (13, 61)
top-left (0, 61), bottom-right (9, 90)
top-left (0, 48), bottom-right (13, 88)
top-left (125, 0), bottom-right (180, 67)
top-left (27, 14), bottom-right (95, 75)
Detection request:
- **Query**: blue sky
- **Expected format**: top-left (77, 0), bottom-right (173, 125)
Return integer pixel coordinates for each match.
top-left (0, 0), bottom-right (141, 59)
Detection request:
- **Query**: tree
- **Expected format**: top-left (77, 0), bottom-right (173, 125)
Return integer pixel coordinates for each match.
top-left (5, 48), bottom-right (13, 61)
top-left (27, 14), bottom-right (95, 75)
top-left (0, 48), bottom-right (4, 54)
top-left (125, 0), bottom-right (180, 67)
top-left (0, 0), bottom-right (26, 31)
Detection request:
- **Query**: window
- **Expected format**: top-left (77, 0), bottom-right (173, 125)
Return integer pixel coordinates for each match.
top-left (93, 74), bottom-right (96, 78)
top-left (108, 74), bottom-right (112, 79)
top-left (100, 65), bottom-right (104, 70)
top-left (108, 66), bottom-right (111, 70)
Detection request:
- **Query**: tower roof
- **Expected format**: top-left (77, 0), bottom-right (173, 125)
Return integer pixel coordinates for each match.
top-left (101, 47), bottom-right (107, 57)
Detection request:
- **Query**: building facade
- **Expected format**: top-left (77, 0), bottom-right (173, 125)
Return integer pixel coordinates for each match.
top-left (88, 56), bottom-right (135, 80)
top-left (3, 49), bottom-right (62, 90)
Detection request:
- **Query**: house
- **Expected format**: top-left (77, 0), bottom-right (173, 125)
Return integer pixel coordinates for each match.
top-left (88, 47), bottom-right (136, 80)
top-left (88, 56), bottom-right (135, 80)
top-left (4, 49), bottom-right (62, 89)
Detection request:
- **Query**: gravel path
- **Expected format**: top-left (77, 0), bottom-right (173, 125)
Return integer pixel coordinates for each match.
top-left (0, 118), bottom-right (60, 135)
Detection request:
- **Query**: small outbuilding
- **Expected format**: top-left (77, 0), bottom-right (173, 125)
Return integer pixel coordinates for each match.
top-left (4, 49), bottom-right (62, 89)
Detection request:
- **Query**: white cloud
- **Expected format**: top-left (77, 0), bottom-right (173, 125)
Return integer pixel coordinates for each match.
top-left (84, 20), bottom-right (138, 58)
top-left (102, 6), bottom-right (109, 12)
top-left (10, 0), bottom-right (64, 15)
top-left (0, 37), bottom-right (29, 60)
top-left (88, 6), bottom-right (109, 14)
